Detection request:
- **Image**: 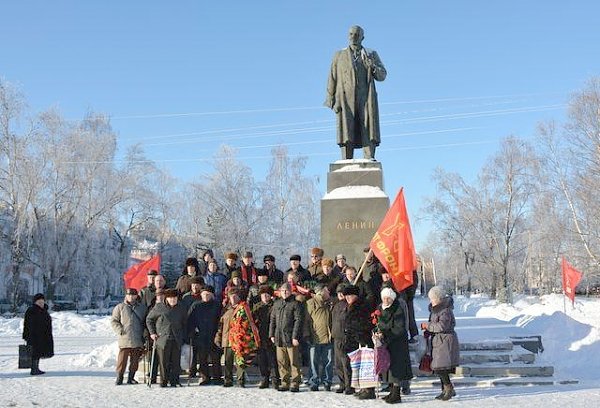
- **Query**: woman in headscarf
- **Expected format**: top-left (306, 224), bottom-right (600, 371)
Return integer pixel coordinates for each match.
top-left (374, 287), bottom-right (413, 404)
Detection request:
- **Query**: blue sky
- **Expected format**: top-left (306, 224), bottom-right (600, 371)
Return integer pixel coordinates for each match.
top-left (2, 1), bottom-right (600, 248)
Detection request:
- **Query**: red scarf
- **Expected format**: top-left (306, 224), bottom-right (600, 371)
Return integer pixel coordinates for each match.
top-left (241, 264), bottom-right (257, 285)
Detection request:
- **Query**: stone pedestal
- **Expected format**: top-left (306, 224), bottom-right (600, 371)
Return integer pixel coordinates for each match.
top-left (321, 159), bottom-right (390, 269)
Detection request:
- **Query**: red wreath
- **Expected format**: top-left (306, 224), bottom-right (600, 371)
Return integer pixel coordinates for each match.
top-left (228, 302), bottom-right (261, 367)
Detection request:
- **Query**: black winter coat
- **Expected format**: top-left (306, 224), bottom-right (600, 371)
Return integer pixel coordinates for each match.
top-left (187, 300), bottom-right (221, 347)
top-left (260, 267), bottom-right (284, 285)
top-left (343, 299), bottom-right (373, 352)
top-left (377, 300), bottom-right (413, 383)
top-left (146, 302), bottom-right (188, 348)
top-left (23, 304), bottom-right (54, 359)
top-left (252, 300), bottom-right (274, 345)
top-left (285, 266), bottom-right (312, 284)
top-left (269, 296), bottom-right (303, 347)
top-left (315, 272), bottom-right (343, 295)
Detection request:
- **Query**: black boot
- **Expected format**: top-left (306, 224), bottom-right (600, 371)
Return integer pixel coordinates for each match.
top-left (259, 377), bottom-right (270, 389)
top-left (440, 384), bottom-right (455, 401)
top-left (115, 374), bottom-right (124, 385)
top-left (357, 388), bottom-right (376, 400)
top-left (401, 380), bottom-right (411, 395)
top-left (386, 385), bottom-right (402, 404)
top-left (354, 389), bottom-right (366, 398)
top-left (127, 372), bottom-right (139, 384)
top-left (30, 359), bottom-right (44, 376)
top-left (435, 383), bottom-right (445, 400)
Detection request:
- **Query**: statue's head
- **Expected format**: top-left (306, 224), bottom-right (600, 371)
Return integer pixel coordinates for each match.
top-left (348, 25), bottom-right (364, 47)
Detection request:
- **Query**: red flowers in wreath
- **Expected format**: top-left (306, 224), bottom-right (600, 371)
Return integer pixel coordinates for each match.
top-left (228, 302), bottom-right (261, 367)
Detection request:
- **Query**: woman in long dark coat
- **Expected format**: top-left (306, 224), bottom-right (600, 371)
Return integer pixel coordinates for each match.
top-left (375, 287), bottom-right (413, 404)
top-left (421, 286), bottom-right (460, 401)
top-left (23, 293), bottom-right (54, 375)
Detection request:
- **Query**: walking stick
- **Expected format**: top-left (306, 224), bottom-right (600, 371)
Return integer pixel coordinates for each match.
top-left (148, 340), bottom-right (157, 388)
top-left (187, 339), bottom-right (193, 386)
top-left (142, 341), bottom-right (148, 385)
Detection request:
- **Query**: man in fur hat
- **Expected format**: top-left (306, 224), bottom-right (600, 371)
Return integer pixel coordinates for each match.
top-left (23, 293), bottom-right (53, 376)
top-left (224, 252), bottom-right (238, 279)
top-left (247, 269), bottom-right (277, 309)
top-left (198, 249), bottom-right (214, 276)
top-left (252, 285), bottom-right (279, 389)
top-left (176, 257), bottom-right (203, 295)
top-left (261, 254), bottom-right (284, 285)
top-left (286, 254), bottom-right (311, 284)
top-left (240, 251), bottom-right (259, 285)
top-left (146, 289), bottom-right (188, 387)
top-left (343, 285), bottom-right (376, 399)
top-left (214, 288), bottom-right (243, 387)
top-left (181, 276), bottom-right (204, 311)
top-left (315, 257), bottom-right (343, 295)
top-left (307, 247), bottom-right (324, 278)
top-left (188, 285), bottom-right (222, 385)
top-left (225, 270), bottom-right (249, 303)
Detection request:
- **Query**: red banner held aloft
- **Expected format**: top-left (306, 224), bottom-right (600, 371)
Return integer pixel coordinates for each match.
top-left (123, 254), bottom-right (161, 291)
top-left (562, 257), bottom-right (583, 305)
top-left (370, 188), bottom-right (417, 292)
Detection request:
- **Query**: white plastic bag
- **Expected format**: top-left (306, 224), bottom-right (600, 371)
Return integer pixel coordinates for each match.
top-left (409, 334), bottom-right (427, 363)
top-left (180, 343), bottom-right (192, 371)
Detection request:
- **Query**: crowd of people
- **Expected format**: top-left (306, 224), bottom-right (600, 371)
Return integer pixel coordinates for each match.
top-left (22, 247), bottom-right (460, 403)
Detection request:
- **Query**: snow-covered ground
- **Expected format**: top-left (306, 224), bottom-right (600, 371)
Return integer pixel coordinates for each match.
top-left (1, 294), bottom-right (599, 407)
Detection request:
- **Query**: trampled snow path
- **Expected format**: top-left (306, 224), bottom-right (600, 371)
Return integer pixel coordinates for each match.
top-left (1, 294), bottom-right (599, 407)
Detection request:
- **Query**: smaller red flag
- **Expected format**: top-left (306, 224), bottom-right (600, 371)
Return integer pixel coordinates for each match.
top-left (123, 254), bottom-right (161, 291)
top-left (561, 257), bottom-right (583, 305)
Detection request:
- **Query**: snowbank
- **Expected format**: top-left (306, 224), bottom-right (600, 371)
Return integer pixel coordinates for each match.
top-left (71, 341), bottom-right (119, 368)
top-left (452, 294), bottom-right (600, 381)
top-left (0, 312), bottom-right (113, 337)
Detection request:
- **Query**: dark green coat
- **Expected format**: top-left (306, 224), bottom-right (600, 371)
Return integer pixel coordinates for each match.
top-left (269, 296), bottom-right (303, 347)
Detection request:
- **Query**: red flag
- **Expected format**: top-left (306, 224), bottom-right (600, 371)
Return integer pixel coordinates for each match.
top-left (370, 188), bottom-right (417, 291)
top-left (562, 257), bottom-right (583, 305)
top-left (123, 254), bottom-right (161, 291)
